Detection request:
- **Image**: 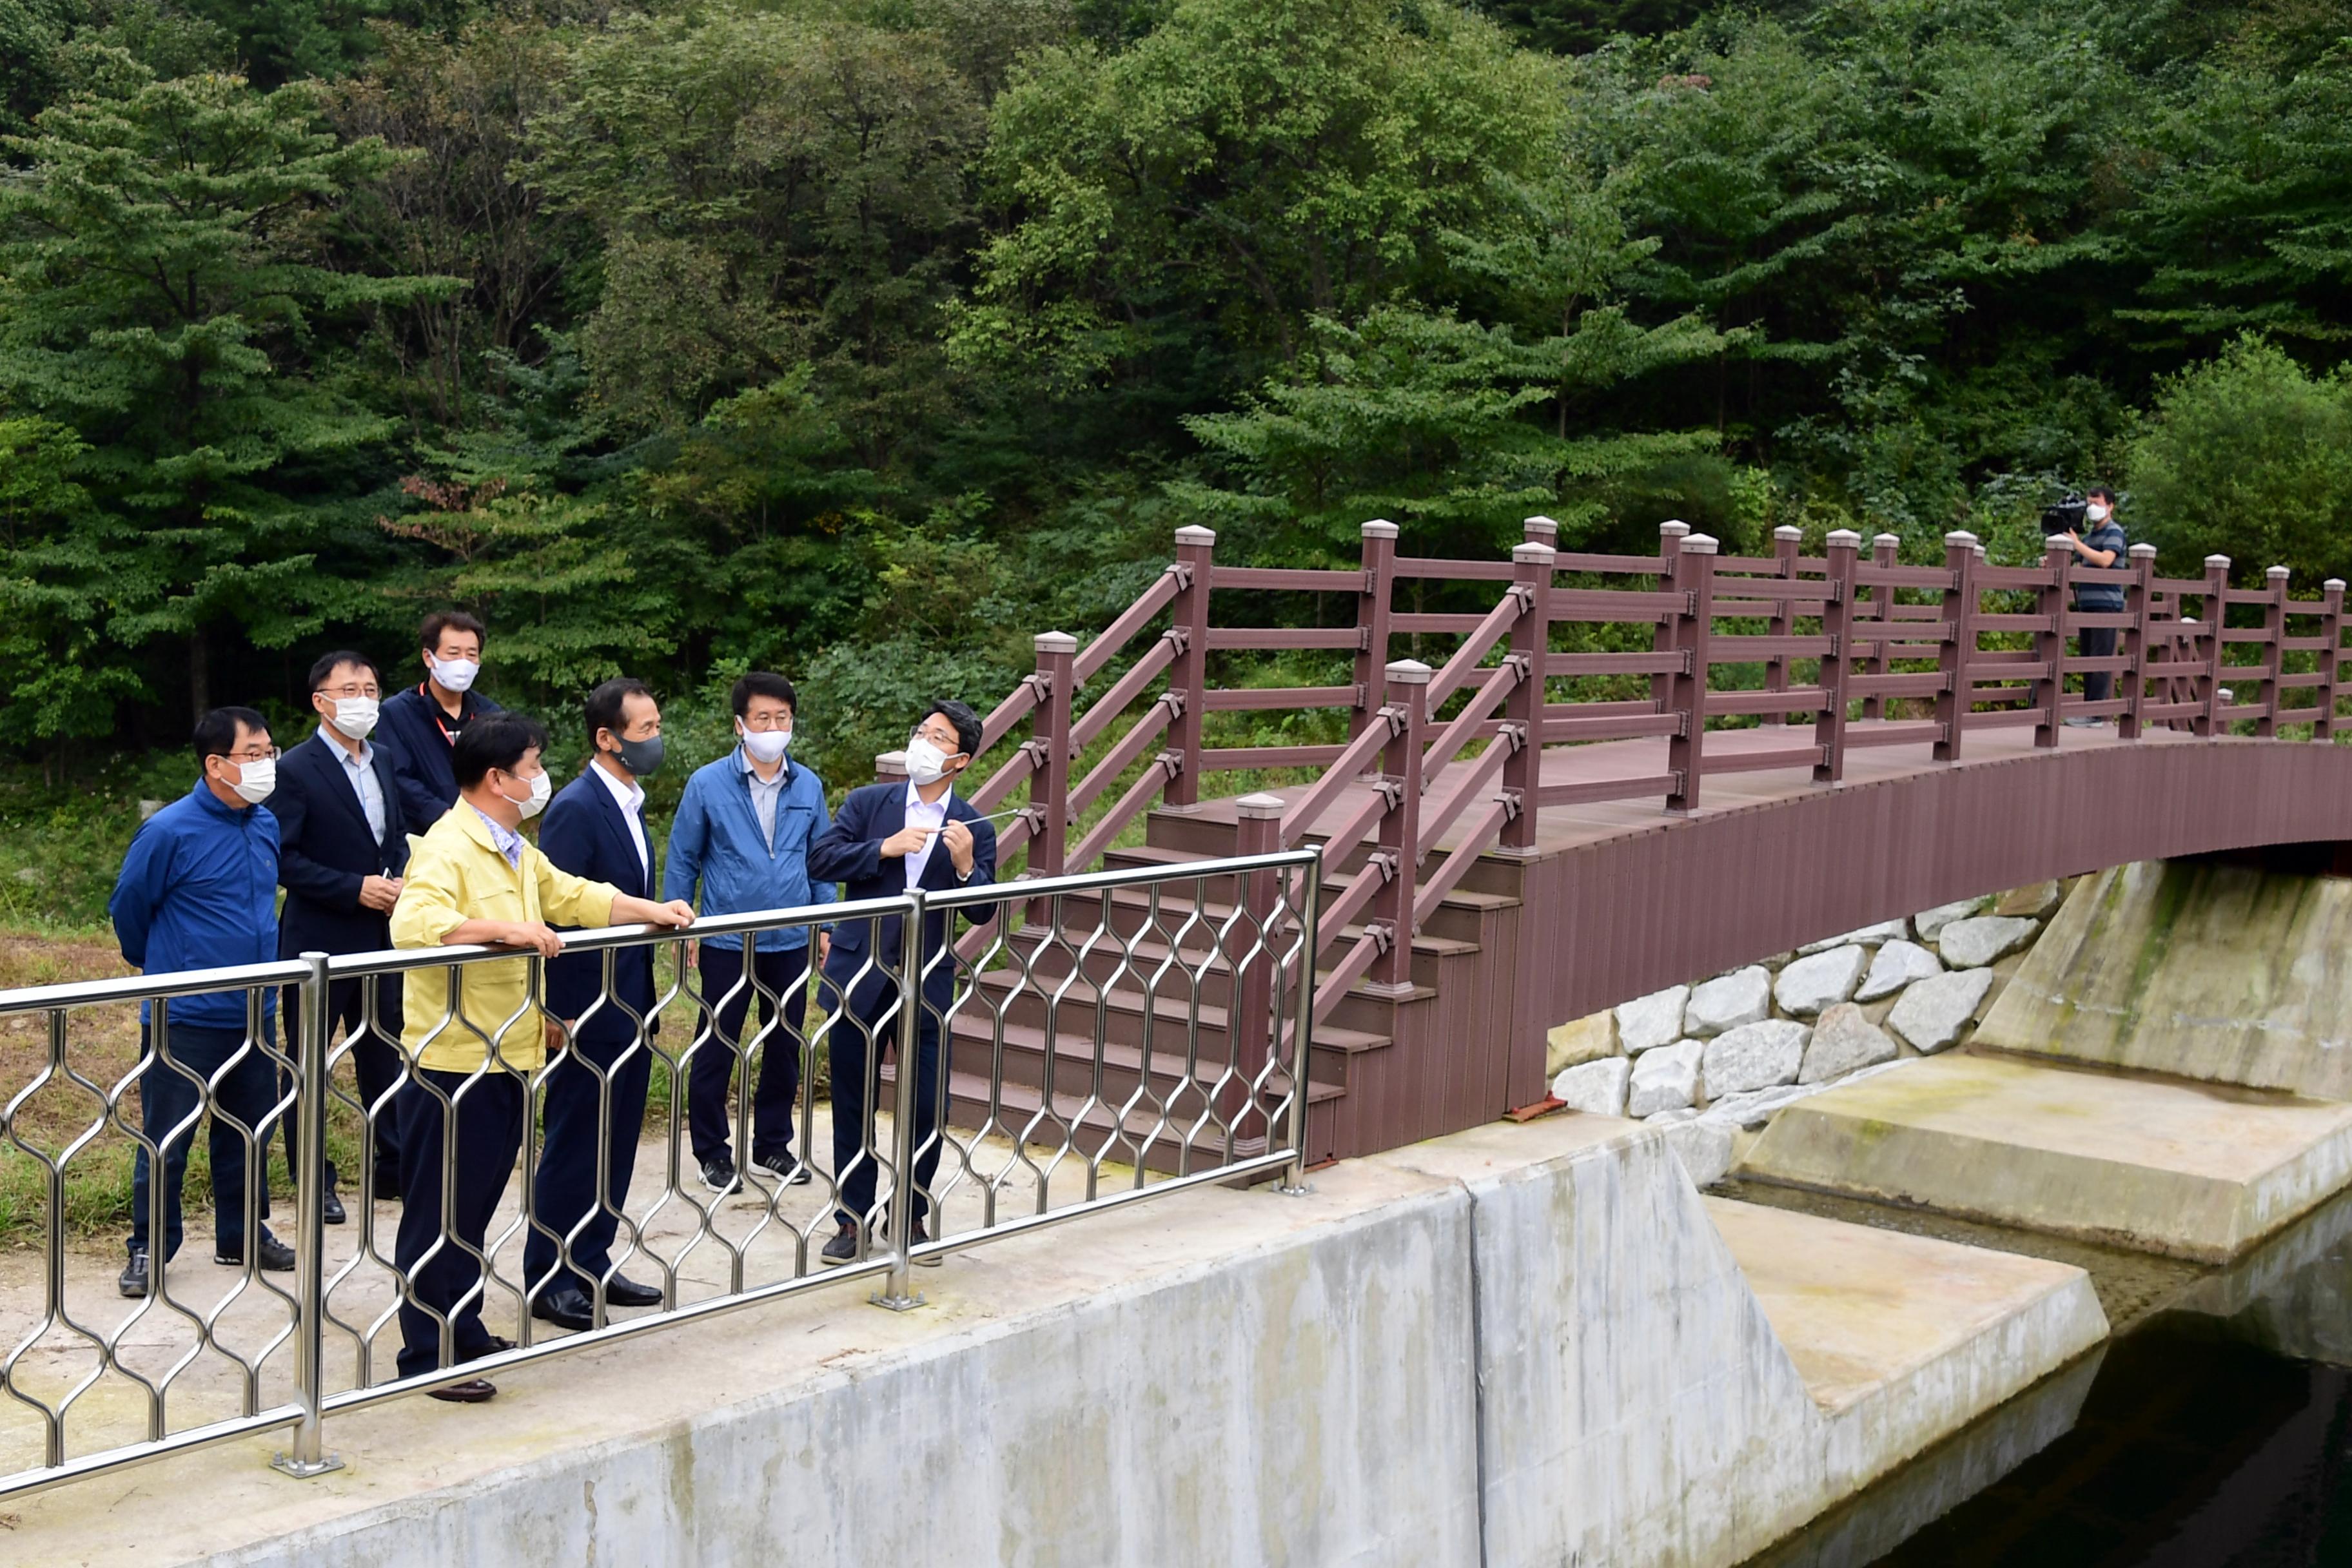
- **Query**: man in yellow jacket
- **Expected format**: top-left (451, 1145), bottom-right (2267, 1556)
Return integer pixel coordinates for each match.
top-left (388, 712), bottom-right (694, 1404)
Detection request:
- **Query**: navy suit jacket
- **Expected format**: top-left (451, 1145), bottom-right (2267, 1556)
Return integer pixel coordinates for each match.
top-left (271, 731), bottom-right (411, 959)
top-left (807, 782), bottom-right (997, 999)
top-left (378, 683), bottom-right (504, 832)
top-left (540, 767), bottom-right (657, 1046)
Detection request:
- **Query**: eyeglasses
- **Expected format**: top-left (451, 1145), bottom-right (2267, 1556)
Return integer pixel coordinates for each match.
top-left (317, 683), bottom-right (380, 699)
top-left (909, 726), bottom-right (962, 750)
top-left (213, 747), bottom-right (281, 763)
top-left (741, 714), bottom-right (793, 732)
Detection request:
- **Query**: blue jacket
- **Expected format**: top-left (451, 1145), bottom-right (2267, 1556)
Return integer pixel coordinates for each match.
top-left (111, 781), bottom-right (282, 1029)
top-left (808, 781), bottom-right (996, 1005)
top-left (540, 767), bottom-right (659, 1045)
top-left (272, 730), bottom-right (411, 961)
top-left (662, 749), bottom-right (836, 952)
top-left (377, 682), bottom-right (503, 832)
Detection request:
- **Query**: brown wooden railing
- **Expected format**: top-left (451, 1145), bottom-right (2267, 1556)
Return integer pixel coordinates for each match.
top-left (890, 520), bottom-right (2349, 1026)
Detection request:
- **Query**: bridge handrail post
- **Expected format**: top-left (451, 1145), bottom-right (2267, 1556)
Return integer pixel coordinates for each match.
top-left (1650, 522), bottom-right (1689, 711)
top-left (1030, 632), bottom-right (1076, 880)
top-left (1761, 525), bottom-right (1801, 725)
top-left (874, 749), bottom-right (910, 786)
top-left (1502, 537), bottom-right (1553, 852)
top-left (1665, 534), bottom-right (1716, 812)
top-left (1813, 531), bottom-right (1859, 783)
top-left (2199, 554), bottom-right (2231, 738)
top-left (1350, 520), bottom-right (1398, 752)
top-left (2259, 566), bottom-right (2289, 738)
top-left (1166, 525), bottom-right (1215, 807)
top-left (2122, 544), bottom-right (2157, 740)
top-left (1933, 532), bottom-right (1979, 763)
top-left (1369, 660), bottom-right (1431, 992)
top-left (2320, 577), bottom-right (2345, 743)
top-left (1860, 533), bottom-right (1899, 720)
top-left (2037, 534), bottom-right (2072, 748)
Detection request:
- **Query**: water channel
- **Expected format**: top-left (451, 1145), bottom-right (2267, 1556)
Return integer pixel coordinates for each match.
top-left (1732, 1178), bottom-right (2352, 1567)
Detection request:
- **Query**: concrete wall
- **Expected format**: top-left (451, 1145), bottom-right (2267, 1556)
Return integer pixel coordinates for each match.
top-left (14, 1116), bottom-right (2092, 1568)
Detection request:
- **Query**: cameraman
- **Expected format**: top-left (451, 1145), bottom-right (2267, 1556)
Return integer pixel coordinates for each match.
top-left (2063, 485), bottom-right (2129, 723)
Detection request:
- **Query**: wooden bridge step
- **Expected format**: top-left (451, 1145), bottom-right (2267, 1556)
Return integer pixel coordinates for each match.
top-left (880, 1064), bottom-right (1340, 1174)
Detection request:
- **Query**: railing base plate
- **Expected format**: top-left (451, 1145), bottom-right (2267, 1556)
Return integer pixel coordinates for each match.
top-left (270, 1451), bottom-right (345, 1480)
top-left (869, 1289), bottom-right (926, 1313)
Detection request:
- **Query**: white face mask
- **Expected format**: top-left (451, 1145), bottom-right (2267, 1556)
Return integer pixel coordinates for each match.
top-left (227, 757), bottom-right (276, 805)
top-left (326, 696), bottom-right (380, 741)
top-left (904, 736), bottom-right (962, 787)
top-left (430, 654), bottom-right (480, 694)
top-left (740, 727), bottom-right (792, 765)
top-left (502, 767), bottom-right (551, 820)
top-left (2086, 502), bottom-right (2111, 523)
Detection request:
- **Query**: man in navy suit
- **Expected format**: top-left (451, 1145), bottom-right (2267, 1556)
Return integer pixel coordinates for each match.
top-left (273, 651), bottom-right (411, 1222)
top-left (808, 699), bottom-right (996, 1268)
top-left (378, 611), bottom-right (502, 832)
top-left (525, 678), bottom-right (671, 1330)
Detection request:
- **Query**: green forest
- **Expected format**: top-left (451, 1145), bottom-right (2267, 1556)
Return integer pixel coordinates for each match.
top-left (2, 0), bottom-right (2351, 906)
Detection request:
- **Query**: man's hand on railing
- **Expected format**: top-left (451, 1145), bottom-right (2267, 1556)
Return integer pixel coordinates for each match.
top-left (614, 895), bottom-right (698, 930)
top-left (443, 918), bottom-right (565, 957)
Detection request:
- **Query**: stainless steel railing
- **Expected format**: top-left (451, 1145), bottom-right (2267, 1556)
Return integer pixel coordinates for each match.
top-left (0, 848), bottom-right (1319, 1498)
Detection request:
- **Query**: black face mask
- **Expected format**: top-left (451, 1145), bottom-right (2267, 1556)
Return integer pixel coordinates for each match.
top-left (611, 734), bottom-right (665, 778)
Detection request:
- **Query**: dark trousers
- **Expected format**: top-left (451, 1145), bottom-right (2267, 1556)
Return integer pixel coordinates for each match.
top-left (393, 1070), bottom-right (524, 1379)
top-left (280, 974), bottom-right (404, 1191)
top-left (2082, 623), bottom-right (2120, 704)
top-left (129, 1022), bottom-right (277, 1261)
top-left (687, 943), bottom-right (810, 1165)
top-left (825, 959), bottom-right (945, 1232)
top-left (524, 1020), bottom-right (652, 1298)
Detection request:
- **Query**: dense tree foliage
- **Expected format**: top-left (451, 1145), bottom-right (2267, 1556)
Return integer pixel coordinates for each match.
top-left (1, 0), bottom-right (2349, 785)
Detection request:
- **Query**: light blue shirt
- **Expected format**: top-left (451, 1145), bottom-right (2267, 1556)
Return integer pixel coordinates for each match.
top-left (743, 750), bottom-right (788, 851)
top-left (469, 804), bottom-right (525, 870)
top-left (329, 731), bottom-right (387, 843)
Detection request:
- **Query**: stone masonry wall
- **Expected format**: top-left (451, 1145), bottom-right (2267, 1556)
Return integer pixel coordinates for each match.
top-left (1546, 878), bottom-right (2077, 1186)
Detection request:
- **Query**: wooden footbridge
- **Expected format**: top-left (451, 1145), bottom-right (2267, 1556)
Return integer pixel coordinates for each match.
top-left (904, 520), bottom-right (2352, 1164)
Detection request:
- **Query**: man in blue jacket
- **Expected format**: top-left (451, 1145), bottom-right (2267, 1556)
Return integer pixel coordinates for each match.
top-left (272, 651), bottom-right (411, 1223)
top-left (112, 708), bottom-right (295, 1297)
top-left (664, 672), bottom-right (834, 1195)
top-left (377, 611), bottom-right (502, 830)
top-left (808, 698), bottom-right (995, 1268)
top-left (525, 677), bottom-right (673, 1331)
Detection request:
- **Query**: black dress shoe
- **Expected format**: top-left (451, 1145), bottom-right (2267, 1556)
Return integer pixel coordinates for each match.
top-left (470, 1335), bottom-right (516, 1359)
top-left (820, 1222), bottom-right (861, 1266)
top-left (602, 1274), bottom-right (663, 1308)
top-left (119, 1246), bottom-right (150, 1298)
top-left (427, 1378), bottom-right (497, 1404)
top-left (531, 1286), bottom-right (596, 1331)
top-left (373, 1162), bottom-right (402, 1202)
top-left (321, 1184), bottom-right (347, 1226)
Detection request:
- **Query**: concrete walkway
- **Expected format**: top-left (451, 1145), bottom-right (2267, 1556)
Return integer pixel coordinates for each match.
top-left (0, 1105), bottom-right (1114, 1478)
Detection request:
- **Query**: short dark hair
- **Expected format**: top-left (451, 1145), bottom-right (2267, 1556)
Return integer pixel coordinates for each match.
top-left (731, 671), bottom-right (798, 719)
top-left (2085, 484), bottom-right (2119, 507)
top-left (420, 610), bottom-right (486, 653)
top-left (453, 712), bottom-right (549, 788)
top-left (307, 650), bottom-right (380, 692)
top-left (194, 707), bottom-right (269, 760)
top-left (585, 677), bottom-right (654, 743)
top-left (922, 698), bottom-right (982, 759)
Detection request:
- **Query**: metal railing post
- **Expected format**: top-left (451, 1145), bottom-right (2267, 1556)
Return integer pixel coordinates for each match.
top-left (1934, 531), bottom-right (1979, 763)
top-left (2321, 577), bottom-right (2345, 743)
top-left (2038, 534), bottom-right (2072, 747)
top-left (2259, 566), bottom-right (2289, 738)
top-left (1502, 538), bottom-right (1553, 852)
top-left (1665, 533), bottom-right (1717, 812)
top-left (2122, 544), bottom-right (2157, 740)
top-left (2199, 554), bottom-right (2231, 737)
top-left (873, 892), bottom-right (927, 1312)
top-left (1165, 525), bottom-right (1215, 808)
top-left (1032, 631), bottom-right (1077, 879)
top-left (1762, 525), bottom-right (1800, 724)
top-left (1278, 851), bottom-right (1321, 1195)
top-left (1814, 530), bottom-right (1859, 783)
top-left (1368, 660), bottom-right (1430, 994)
top-left (1351, 520), bottom-right (1398, 750)
top-left (271, 952), bottom-right (343, 1479)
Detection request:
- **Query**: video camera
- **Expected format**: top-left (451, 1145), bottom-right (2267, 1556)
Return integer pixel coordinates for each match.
top-left (2041, 495), bottom-right (2088, 535)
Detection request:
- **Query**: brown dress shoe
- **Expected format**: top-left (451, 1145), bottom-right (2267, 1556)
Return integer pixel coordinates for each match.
top-left (427, 1378), bottom-right (498, 1404)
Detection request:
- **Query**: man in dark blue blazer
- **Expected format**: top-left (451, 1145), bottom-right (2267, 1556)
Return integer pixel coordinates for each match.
top-left (808, 699), bottom-right (996, 1268)
top-left (377, 610), bottom-right (502, 832)
top-left (273, 651), bottom-right (411, 1223)
top-left (525, 678), bottom-right (671, 1331)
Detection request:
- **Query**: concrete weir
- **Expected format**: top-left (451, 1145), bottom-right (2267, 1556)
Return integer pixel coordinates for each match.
top-left (1738, 1052), bottom-right (2352, 1261)
top-left (4, 1115), bottom-right (2102, 1568)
